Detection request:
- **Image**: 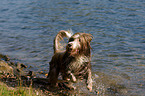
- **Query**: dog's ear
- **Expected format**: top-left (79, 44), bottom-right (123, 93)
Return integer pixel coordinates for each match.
top-left (78, 33), bottom-right (93, 56)
top-left (81, 33), bottom-right (93, 42)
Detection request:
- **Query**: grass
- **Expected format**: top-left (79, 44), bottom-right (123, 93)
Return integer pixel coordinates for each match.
top-left (0, 82), bottom-right (41, 96)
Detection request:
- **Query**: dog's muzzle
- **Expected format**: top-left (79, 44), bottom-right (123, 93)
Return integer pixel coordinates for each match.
top-left (67, 43), bottom-right (73, 51)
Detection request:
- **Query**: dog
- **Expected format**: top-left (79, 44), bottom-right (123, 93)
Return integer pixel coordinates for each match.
top-left (47, 30), bottom-right (93, 91)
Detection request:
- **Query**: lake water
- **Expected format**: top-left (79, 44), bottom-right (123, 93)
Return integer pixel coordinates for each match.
top-left (0, 0), bottom-right (145, 95)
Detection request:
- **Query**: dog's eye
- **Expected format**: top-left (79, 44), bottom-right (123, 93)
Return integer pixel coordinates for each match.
top-left (79, 39), bottom-right (81, 42)
top-left (69, 38), bottom-right (74, 42)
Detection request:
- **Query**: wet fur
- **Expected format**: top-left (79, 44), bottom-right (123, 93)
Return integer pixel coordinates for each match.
top-left (47, 30), bottom-right (93, 91)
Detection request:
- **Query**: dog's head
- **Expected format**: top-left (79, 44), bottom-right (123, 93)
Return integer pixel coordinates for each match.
top-left (66, 33), bottom-right (93, 56)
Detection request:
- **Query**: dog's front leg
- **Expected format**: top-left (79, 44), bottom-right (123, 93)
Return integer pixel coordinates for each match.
top-left (86, 68), bottom-right (92, 91)
top-left (47, 63), bottom-right (59, 87)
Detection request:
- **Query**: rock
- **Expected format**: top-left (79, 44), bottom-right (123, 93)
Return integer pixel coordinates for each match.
top-left (13, 62), bottom-right (27, 77)
top-left (0, 54), bottom-right (27, 78)
top-left (0, 54), bottom-right (10, 61)
top-left (0, 60), bottom-right (14, 76)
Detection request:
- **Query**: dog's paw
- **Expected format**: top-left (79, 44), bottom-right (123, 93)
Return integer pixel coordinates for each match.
top-left (87, 79), bottom-right (92, 91)
top-left (68, 85), bottom-right (76, 90)
top-left (87, 84), bottom-right (92, 92)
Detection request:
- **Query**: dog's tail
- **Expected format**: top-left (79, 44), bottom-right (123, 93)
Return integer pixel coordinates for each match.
top-left (54, 30), bottom-right (73, 53)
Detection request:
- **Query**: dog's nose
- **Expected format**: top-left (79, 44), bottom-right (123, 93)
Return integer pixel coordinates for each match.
top-left (68, 43), bottom-right (72, 47)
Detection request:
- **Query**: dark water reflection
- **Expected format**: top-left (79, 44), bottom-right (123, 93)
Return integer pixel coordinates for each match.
top-left (0, 0), bottom-right (145, 95)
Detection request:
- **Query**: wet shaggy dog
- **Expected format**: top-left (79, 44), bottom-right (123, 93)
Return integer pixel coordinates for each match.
top-left (47, 30), bottom-right (93, 91)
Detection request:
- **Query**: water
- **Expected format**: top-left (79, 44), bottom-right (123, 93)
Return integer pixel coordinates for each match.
top-left (0, 0), bottom-right (145, 95)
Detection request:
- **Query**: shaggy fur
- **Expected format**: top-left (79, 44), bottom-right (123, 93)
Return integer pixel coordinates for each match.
top-left (47, 30), bottom-right (93, 91)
